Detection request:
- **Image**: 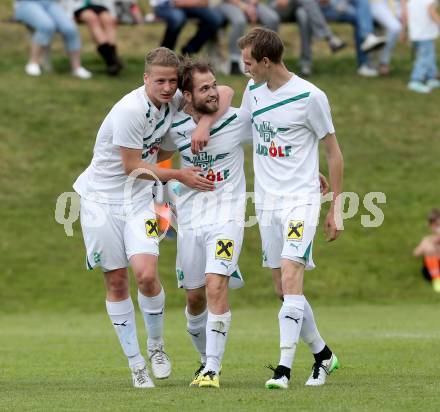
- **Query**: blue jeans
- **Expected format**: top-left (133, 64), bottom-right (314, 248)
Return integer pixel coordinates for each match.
top-left (411, 40), bottom-right (438, 82)
top-left (15, 0), bottom-right (81, 52)
top-left (320, 0), bottom-right (375, 66)
top-left (154, 2), bottom-right (223, 54)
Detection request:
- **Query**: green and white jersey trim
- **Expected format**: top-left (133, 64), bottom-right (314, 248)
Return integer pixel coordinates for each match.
top-left (73, 86), bottom-right (180, 204)
top-left (162, 107), bottom-right (251, 228)
top-left (241, 76), bottom-right (335, 210)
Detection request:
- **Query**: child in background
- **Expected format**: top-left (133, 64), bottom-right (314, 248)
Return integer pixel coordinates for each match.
top-left (403, 0), bottom-right (440, 93)
top-left (414, 208), bottom-right (440, 292)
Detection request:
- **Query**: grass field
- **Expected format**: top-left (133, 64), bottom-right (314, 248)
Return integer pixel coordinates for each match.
top-left (1, 2), bottom-right (440, 410)
top-left (2, 304), bottom-right (440, 412)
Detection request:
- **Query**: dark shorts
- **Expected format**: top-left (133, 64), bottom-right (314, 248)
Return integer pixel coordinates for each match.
top-left (74, 5), bottom-right (109, 20)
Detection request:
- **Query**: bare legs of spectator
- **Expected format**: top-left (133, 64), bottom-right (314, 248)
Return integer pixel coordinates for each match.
top-left (78, 9), bottom-right (123, 76)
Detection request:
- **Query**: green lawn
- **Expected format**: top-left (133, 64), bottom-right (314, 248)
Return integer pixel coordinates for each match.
top-left (1, 305), bottom-right (439, 411)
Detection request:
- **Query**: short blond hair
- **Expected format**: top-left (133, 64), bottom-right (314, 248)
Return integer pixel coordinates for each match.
top-left (145, 47), bottom-right (180, 72)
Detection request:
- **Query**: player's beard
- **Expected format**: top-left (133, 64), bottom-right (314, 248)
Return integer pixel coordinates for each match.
top-left (192, 93), bottom-right (219, 115)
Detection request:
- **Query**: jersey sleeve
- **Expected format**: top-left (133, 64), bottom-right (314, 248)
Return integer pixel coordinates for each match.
top-left (240, 80), bottom-right (253, 118)
top-left (237, 108), bottom-right (253, 144)
top-left (160, 130), bottom-right (178, 152)
top-left (305, 90), bottom-right (335, 140)
top-left (111, 104), bottom-right (146, 149)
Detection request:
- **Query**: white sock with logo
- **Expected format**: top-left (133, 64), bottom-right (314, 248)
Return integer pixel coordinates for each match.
top-left (185, 306), bottom-right (208, 365)
top-left (204, 311), bottom-right (231, 374)
top-left (300, 298), bottom-right (325, 354)
top-left (106, 297), bottom-right (145, 369)
top-left (278, 295), bottom-right (305, 369)
top-left (138, 288), bottom-right (165, 350)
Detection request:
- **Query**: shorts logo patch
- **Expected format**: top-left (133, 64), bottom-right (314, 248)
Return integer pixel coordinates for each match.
top-left (215, 239), bottom-right (234, 261)
top-left (176, 268), bottom-right (184, 281)
top-left (287, 220), bottom-right (304, 241)
top-left (93, 252), bottom-right (101, 264)
top-left (145, 219), bottom-right (159, 238)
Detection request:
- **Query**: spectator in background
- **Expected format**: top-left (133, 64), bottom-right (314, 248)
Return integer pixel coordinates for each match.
top-left (152, 0), bottom-right (223, 55)
top-left (403, 0), bottom-right (440, 93)
top-left (14, 0), bottom-right (91, 78)
top-left (215, 0), bottom-right (280, 75)
top-left (318, 0), bottom-right (387, 76)
top-left (271, 0), bottom-right (346, 75)
top-left (369, 0), bottom-right (402, 75)
top-left (414, 209), bottom-right (440, 293)
top-left (63, 0), bottom-right (123, 75)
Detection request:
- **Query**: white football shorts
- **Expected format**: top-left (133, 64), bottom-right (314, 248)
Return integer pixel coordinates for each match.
top-left (80, 197), bottom-right (159, 272)
top-left (176, 221), bottom-right (244, 289)
top-left (256, 204), bottom-right (320, 270)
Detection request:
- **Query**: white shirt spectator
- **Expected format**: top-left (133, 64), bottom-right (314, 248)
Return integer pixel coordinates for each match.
top-left (408, 0), bottom-right (439, 41)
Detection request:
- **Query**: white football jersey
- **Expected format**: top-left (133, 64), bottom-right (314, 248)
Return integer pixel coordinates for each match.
top-left (241, 75), bottom-right (334, 210)
top-left (161, 107), bottom-right (252, 228)
top-left (73, 86), bottom-right (181, 204)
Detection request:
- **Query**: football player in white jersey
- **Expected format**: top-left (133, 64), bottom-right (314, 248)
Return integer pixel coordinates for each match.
top-left (73, 47), bottom-right (232, 388)
top-left (237, 28), bottom-right (344, 389)
top-left (158, 59), bottom-right (252, 388)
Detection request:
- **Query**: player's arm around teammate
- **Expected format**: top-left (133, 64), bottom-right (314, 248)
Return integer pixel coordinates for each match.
top-left (159, 59), bottom-right (251, 388)
top-left (74, 48), bottom-right (235, 389)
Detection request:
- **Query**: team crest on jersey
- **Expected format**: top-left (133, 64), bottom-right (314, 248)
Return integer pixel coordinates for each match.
top-left (215, 239), bottom-right (234, 261)
top-left (287, 220), bottom-right (304, 241)
top-left (182, 151), bottom-right (229, 171)
top-left (254, 121), bottom-right (288, 143)
top-left (145, 219), bottom-right (159, 237)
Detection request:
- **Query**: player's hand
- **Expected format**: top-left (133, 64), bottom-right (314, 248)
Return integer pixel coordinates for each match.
top-left (178, 167), bottom-right (214, 191)
top-left (324, 209), bottom-right (341, 242)
top-left (191, 127), bottom-right (209, 154)
top-left (319, 172), bottom-right (329, 195)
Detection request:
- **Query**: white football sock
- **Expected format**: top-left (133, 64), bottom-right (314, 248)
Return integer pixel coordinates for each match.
top-left (185, 306), bottom-right (208, 364)
top-left (278, 294), bottom-right (305, 369)
top-left (300, 298), bottom-right (326, 354)
top-left (138, 288), bottom-right (165, 350)
top-left (204, 311), bottom-right (231, 374)
top-left (106, 297), bottom-right (145, 368)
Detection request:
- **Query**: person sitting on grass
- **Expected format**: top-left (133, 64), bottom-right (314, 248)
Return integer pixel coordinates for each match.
top-left (414, 208), bottom-right (440, 293)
